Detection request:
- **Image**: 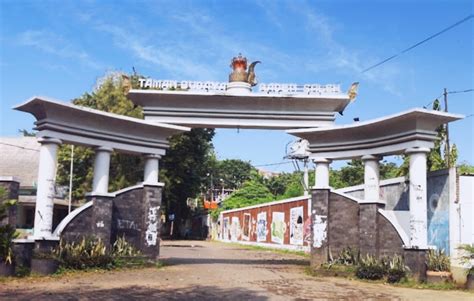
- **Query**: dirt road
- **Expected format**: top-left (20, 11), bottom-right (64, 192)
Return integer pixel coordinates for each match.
top-left (0, 240), bottom-right (472, 300)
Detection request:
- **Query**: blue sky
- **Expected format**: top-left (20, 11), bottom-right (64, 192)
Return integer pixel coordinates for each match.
top-left (1, 0), bottom-right (473, 172)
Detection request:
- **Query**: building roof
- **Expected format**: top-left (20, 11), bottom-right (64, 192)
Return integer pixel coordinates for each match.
top-left (14, 96), bottom-right (190, 155)
top-left (0, 137), bottom-right (40, 188)
top-left (287, 108), bottom-right (463, 159)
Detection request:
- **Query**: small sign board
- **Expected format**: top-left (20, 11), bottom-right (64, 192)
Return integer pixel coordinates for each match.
top-left (168, 214), bottom-right (175, 221)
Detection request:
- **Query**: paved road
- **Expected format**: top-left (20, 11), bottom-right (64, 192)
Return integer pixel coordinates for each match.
top-left (0, 240), bottom-right (472, 300)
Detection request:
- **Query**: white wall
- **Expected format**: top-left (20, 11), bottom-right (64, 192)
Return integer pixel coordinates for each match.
top-left (459, 176), bottom-right (474, 245)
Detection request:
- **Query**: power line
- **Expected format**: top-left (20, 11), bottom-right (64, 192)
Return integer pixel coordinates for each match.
top-left (362, 14), bottom-right (473, 73)
top-left (254, 161), bottom-right (293, 167)
top-left (448, 89), bottom-right (474, 94)
top-left (423, 88), bottom-right (473, 109)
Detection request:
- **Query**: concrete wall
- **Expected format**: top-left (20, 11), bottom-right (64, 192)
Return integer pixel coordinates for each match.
top-left (458, 175), bottom-right (474, 245)
top-left (339, 169), bottom-right (460, 255)
top-left (219, 196), bottom-right (311, 251)
top-left (310, 189), bottom-right (425, 279)
top-left (60, 184), bottom-right (162, 259)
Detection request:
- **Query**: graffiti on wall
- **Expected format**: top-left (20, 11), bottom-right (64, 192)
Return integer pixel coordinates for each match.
top-left (290, 206), bottom-right (304, 245)
top-left (427, 191), bottom-right (450, 253)
top-left (230, 216), bottom-right (241, 241)
top-left (313, 214), bottom-right (327, 248)
top-left (271, 212), bottom-right (286, 244)
top-left (145, 206), bottom-right (160, 246)
top-left (257, 212), bottom-right (267, 242)
top-left (223, 217), bottom-right (230, 240)
top-left (243, 213), bottom-right (251, 240)
top-left (303, 216), bottom-right (312, 244)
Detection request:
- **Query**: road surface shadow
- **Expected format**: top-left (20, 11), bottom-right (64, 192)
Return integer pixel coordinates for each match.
top-left (161, 257), bottom-right (309, 266)
top-left (0, 285), bottom-right (268, 301)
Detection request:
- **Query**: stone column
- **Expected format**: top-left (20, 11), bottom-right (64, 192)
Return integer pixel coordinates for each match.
top-left (310, 188), bottom-right (330, 267)
top-left (92, 146), bottom-right (113, 194)
top-left (314, 158), bottom-right (331, 189)
top-left (33, 137), bottom-right (62, 239)
top-left (144, 154), bottom-right (160, 184)
top-left (361, 155), bottom-right (381, 202)
top-left (406, 147), bottom-right (430, 248)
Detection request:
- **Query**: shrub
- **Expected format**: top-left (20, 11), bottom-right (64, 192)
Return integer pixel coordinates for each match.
top-left (0, 188), bottom-right (19, 264)
top-left (356, 255), bottom-right (385, 280)
top-left (386, 255), bottom-right (409, 283)
top-left (426, 249), bottom-right (450, 272)
top-left (112, 235), bottom-right (140, 257)
top-left (55, 237), bottom-right (113, 270)
top-left (457, 244), bottom-right (474, 276)
top-left (336, 247), bottom-right (360, 266)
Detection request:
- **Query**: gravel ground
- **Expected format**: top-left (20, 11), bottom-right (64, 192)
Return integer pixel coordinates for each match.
top-left (0, 240), bottom-right (472, 300)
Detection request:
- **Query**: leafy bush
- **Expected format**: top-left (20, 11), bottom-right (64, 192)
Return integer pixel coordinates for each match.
top-left (55, 237), bottom-right (113, 270)
top-left (54, 236), bottom-right (141, 270)
top-left (335, 247), bottom-right (360, 266)
top-left (112, 236), bottom-right (140, 257)
top-left (386, 255), bottom-right (409, 283)
top-left (0, 188), bottom-right (19, 264)
top-left (457, 244), bottom-right (474, 276)
top-left (426, 249), bottom-right (450, 272)
top-left (356, 255), bottom-right (386, 280)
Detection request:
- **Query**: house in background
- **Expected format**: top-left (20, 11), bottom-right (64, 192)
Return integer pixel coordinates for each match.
top-left (0, 137), bottom-right (74, 236)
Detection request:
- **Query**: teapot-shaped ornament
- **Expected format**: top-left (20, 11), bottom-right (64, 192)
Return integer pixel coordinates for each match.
top-left (229, 54), bottom-right (260, 86)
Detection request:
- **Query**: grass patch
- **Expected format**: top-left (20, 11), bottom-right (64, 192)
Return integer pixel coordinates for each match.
top-left (306, 264), bottom-right (356, 278)
top-left (306, 264), bottom-right (466, 291)
top-left (221, 241), bottom-right (309, 258)
top-left (393, 278), bottom-right (461, 290)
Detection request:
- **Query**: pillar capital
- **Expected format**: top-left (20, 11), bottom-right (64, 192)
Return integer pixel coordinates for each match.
top-left (361, 154), bottom-right (382, 162)
top-left (313, 157), bottom-right (332, 164)
top-left (405, 147), bottom-right (430, 155)
top-left (144, 153), bottom-right (161, 159)
top-left (95, 146), bottom-right (113, 153)
top-left (38, 137), bottom-right (62, 146)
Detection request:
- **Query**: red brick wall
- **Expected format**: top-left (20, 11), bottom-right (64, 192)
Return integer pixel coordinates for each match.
top-left (221, 197), bottom-right (310, 247)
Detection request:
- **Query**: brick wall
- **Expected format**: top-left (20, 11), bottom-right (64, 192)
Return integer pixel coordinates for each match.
top-left (221, 196), bottom-right (310, 249)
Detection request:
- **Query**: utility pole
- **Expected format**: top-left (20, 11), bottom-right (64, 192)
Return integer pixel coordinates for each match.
top-left (444, 88), bottom-right (451, 167)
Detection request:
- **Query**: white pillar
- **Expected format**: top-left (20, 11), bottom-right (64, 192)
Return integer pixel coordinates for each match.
top-left (361, 155), bottom-right (381, 202)
top-left (406, 147), bottom-right (430, 248)
top-left (34, 137), bottom-right (62, 239)
top-left (314, 157), bottom-right (331, 189)
top-left (92, 146), bottom-right (113, 194)
top-left (144, 154), bottom-right (160, 184)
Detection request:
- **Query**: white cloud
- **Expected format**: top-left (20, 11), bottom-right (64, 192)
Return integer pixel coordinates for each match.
top-left (17, 30), bottom-right (102, 70)
top-left (290, 3), bottom-right (403, 95)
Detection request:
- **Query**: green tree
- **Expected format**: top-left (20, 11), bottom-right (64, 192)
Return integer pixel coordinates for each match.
top-left (330, 159), bottom-right (401, 189)
top-left (160, 128), bottom-right (215, 222)
top-left (214, 159), bottom-right (255, 190)
top-left (210, 180), bottom-right (273, 220)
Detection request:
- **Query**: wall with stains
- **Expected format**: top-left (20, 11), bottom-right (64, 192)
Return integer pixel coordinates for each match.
top-left (219, 196), bottom-right (311, 250)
